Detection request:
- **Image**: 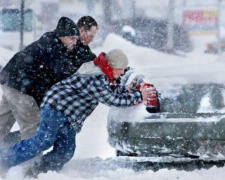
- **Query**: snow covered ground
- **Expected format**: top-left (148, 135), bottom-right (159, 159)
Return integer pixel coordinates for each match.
top-left (1, 34), bottom-right (225, 180)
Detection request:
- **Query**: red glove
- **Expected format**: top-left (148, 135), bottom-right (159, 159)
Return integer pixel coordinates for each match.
top-left (137, 83), bottom-right (158, 108)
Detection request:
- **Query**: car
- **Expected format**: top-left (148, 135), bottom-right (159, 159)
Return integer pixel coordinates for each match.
top-left (109, 17), bottom-right (192, 53)
top-left (204, 39), bottom-right (225, 54)
top-left (107, 83), bottom-right (225, 162)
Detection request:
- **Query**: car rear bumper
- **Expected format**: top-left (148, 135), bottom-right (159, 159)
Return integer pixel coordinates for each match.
top-left (108, 112), bottom-right (225, 158)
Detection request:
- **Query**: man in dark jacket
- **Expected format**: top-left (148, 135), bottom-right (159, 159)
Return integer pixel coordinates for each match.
top-left (0, 16), bottom-right (98, 145)
top-left (0, 49), bottom-right (156, 177)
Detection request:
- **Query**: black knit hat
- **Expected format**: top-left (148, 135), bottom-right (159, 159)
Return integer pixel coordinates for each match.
top-left (55, 17), bottom-right (80, 37)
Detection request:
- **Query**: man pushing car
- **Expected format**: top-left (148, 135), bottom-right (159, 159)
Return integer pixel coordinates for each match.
top-left (0, 49), bottom-right (156, 178)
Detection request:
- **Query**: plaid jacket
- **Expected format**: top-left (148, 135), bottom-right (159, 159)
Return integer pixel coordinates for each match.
top-left (41, 62), bottom-right (142, 132)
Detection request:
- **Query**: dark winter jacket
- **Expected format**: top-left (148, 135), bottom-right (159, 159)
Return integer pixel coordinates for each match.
top-left (0, 31), bottom-right (96, 106)
top-left (41, 60), bottom-right (142, 133)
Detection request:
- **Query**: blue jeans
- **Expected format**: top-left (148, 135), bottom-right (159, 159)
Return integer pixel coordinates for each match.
top-left (0, 107), bottom-right (76, 173)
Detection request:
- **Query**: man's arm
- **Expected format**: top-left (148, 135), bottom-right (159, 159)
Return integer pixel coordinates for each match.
top-left (73, 39), bottom-right (96, 63)
top-left (90, 75), bottom-right (143, 107)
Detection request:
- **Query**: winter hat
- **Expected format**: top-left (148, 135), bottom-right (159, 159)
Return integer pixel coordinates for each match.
top-left (55, 17), bottom-right (80, 37)
top-left (105, 49), bottom-right (128, 69)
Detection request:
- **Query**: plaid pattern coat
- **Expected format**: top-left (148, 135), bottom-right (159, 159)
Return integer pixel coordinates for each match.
top-left (41, 61), bottom-right (142, 132)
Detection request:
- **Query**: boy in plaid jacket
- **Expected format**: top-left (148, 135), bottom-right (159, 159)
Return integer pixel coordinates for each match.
top-left (0, 49), bottom-right (156, 177)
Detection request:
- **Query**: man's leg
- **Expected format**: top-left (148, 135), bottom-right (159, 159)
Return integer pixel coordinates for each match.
top-left (0, 87), bottom-right (16, 144)
top-left (0, 118), bottom-right (53, 168)
top-left (0, 108), bottom-right (70, 169)
top-left (2, 131), bottom-right (21, 147)
top-left (1, 85), bottom-right (40, 140)
top-left (1, 85), bottom-right (41, 171)
top-left (29, 123), bottom-right (76, 177)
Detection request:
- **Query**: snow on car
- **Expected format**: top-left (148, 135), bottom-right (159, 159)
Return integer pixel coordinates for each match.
top-left (104, 34), bottom-right (225, 170)
top-left (108, 83), bottom-right (225, 159)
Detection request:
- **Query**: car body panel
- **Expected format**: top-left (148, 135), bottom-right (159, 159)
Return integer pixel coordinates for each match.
top-left (107, 83), bottom-right (225, 159)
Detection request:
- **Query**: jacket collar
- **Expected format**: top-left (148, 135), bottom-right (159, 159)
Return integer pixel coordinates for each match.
top-left (93, 52), bottom-right (114, 84)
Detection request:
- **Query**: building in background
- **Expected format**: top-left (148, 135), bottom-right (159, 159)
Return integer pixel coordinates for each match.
top-left (0, 0), bottom-right (225, 51)
top-left (182, 9), bottom-right (218, 35)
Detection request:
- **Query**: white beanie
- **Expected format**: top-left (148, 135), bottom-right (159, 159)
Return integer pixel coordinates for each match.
top-left (105, 49), bottom-right (129, 69)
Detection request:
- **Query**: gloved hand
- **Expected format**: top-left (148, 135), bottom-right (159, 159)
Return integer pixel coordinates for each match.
top-left (120, 70), bottom-right (145, 91)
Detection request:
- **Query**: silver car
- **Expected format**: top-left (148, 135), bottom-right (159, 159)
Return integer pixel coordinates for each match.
top-left (107, 83), bottom-right (225, 161)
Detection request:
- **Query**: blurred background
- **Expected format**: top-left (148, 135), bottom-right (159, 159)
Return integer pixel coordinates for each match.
top-left (1, 2), bottom-right (225, 173)
top-left (0, 0), bottom-right (225, 55)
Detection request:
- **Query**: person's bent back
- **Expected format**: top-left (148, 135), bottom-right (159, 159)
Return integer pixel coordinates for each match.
top-left (0, 49), bottom-right (156, 178)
